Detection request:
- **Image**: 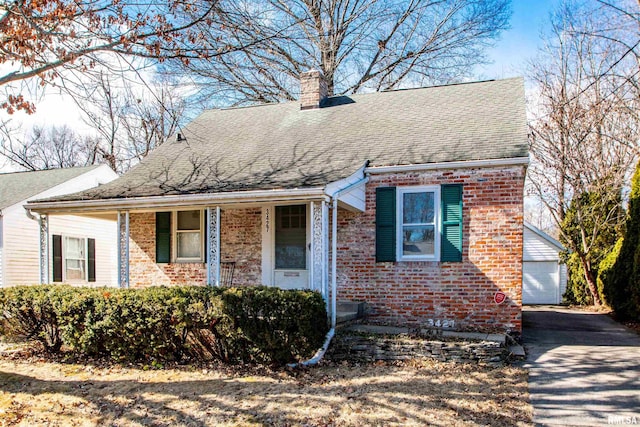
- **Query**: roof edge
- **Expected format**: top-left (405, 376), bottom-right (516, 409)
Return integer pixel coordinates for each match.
top-left (365, 157), bottom-right (529, 175)
top-left (25, 187), bottom-right (329, 214)
top-left (524, 221), bottom-right (565, 251)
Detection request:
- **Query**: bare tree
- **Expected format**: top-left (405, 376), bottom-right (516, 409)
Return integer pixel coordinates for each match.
top-left (528, 2), bottom-right (638, 305)
top-left (73, 72), bottom-right (187, 173)
top-left (0, 123), bottom-right (100, 170)
top-left (0, 0), bottom-right (233, 114)
top-left (166, 0), bottom-right (511, 106)
top-left (120, 79), bottom-right (186, 163)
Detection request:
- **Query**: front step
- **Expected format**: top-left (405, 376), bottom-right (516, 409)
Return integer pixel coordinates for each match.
top-left (336, 301), bottom-right (366, 325)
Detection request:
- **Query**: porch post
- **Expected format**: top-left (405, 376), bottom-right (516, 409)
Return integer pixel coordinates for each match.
top-left (38, 214), bottom-right (49, 284)
top-left (117, 210), bottom-right (130, 288)
top-left (310, 201), bottom-right (325, 294)
top-left (206, 207), bottom-right (221, 286)
top-left (322, 201), bottom-right (329, 310)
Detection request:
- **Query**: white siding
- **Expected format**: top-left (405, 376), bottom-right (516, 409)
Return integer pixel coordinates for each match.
top-left (559, 263), bottom-right (568, 300)
top-left (0, 216), bottom-right (3, 286)
top-left (2, 165), bottom-right (118, 287)
top-left (2, 203), bottom-right (41, 285)
top-left (523, 227), bottom-right (562, 261)
top-left (48, 215), bottom-right (117, 286)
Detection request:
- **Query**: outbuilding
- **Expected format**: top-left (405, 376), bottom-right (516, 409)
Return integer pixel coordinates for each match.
top-left (523, 222), bottom-right (567, 305)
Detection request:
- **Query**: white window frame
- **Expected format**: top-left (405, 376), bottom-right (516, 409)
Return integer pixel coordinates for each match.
top-left (172, 209), bottom-right (205, 263)
top-left (63, 235), bottom-right (88, 282)
top-left (396, 185), bottom-right (441, 261)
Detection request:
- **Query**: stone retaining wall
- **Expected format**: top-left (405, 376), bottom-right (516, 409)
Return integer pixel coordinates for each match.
top-left (327, 333), bottom-right (506, 364)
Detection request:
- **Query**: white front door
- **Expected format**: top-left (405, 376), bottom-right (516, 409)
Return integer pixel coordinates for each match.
top-left (273, 204), bottom-right (309, 289)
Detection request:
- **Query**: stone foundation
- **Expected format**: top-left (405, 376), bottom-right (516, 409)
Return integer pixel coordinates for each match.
top-left (327, 332), bottom-right (506, 364)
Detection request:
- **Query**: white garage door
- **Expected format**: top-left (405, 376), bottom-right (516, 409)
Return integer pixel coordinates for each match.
top-left (523, 261), bottom-right (560, 305)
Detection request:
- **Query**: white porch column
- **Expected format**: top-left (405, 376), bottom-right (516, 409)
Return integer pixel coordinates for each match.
top-left (117, 211), bottom-right (130, 288)
top-left (310, 201), bottom-right (327, 294)
top-left (38, 214), bottom-right (49, 284)
top-left (206, 207), bottom-right (221, 286)
top-left (322, 201), bottom-right (329, 309)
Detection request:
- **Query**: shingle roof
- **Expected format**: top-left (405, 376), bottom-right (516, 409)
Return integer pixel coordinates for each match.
top-left (47, 78), bottom-right (528, 202)
top-left (0, 166), bottom-right (101, 211)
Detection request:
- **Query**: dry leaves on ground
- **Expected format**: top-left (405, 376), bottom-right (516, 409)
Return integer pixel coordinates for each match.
top-left (0, 352), bottom-right (531, 427)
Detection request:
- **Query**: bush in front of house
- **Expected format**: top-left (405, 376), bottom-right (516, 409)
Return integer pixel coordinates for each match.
top-left (0, 285), bottom-right (329, 366)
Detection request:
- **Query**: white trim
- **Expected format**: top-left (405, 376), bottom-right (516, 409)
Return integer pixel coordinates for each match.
top-left (172, 209), bottom-right (205, 263)
top-left (396, 186), bottom-right (441, 262)
top-left (524, 222), bottom-right (564, 251)
top-left (26, 187), bottom-right (328, 214)
top-left (261, 206), bottom-right (274, 286)
top-left (325, 163), bottom-right (367, 196)
top-left (62, 234), bottom-right (89, 283)
top-left (366, 157), bottom-right (529, 175)
top-left (331, 198), bottom-right (337, 328)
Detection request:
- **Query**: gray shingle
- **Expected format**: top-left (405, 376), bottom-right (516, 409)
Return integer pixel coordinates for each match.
top-left (0, 166), bottom-right (101, 210)
top-left (48, 78), bottom-right (528, 202)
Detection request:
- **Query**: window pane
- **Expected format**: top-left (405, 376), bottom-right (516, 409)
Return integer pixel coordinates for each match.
top-left (177, 210), bottom-right (200, 230)
top-left (65, 237), bottom-right (85, 259)
top-left (66, 259), bottom-right (86, 280)
top-left (275, 205), bottom-right (306, 269)
top-left (177, 231), bottom-right (201, 258)
top-left (402, 225), bottom-right (435, 256)
top-left (403, 192), bottom-right (434, 224)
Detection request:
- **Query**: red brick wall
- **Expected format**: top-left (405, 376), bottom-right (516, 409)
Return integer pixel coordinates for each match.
top-left (128, 208), bottom-right (261, 287)
top-left (336, 165), bottom-right (526, 333)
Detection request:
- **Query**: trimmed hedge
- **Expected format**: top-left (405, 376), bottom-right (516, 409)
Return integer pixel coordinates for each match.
top-left (0, 285), bottom-right (329, 366)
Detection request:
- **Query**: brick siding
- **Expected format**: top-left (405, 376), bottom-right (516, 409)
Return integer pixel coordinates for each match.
top-left (336, 165), bottom-right (526, 333)
top-left (125, 165), bottom-right (524, 333)
top-left (128, 208), bottom-right (261, 287)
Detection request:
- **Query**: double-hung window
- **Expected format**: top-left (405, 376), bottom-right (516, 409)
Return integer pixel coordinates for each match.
top-left (175, 210), bottom-right (203, 262)
top-left (52, 235), bottom-right (96, 282)
top-left (65, 236), bottom-right (87, 280)
top-left (397, 186), bottom-right (440, 261)
top-left (376, 184), bottom-right (462, 263)
top-left (156, 210), bottom-right (205, 263)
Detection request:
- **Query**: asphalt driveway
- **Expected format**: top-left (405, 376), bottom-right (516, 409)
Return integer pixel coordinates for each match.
top-left (523, 306), bottom-right (640, 426)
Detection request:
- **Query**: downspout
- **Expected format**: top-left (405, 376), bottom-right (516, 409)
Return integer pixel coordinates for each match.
top-left (25, 208), bottom-right (37, 222)
top-left (289, 173), bottom-right (370, 368)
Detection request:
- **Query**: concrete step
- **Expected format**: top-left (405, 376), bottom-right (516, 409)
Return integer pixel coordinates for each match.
top-left (336, 301), bottom-right (366, 316)
top-left (336, 311), bottom-right (359, 324)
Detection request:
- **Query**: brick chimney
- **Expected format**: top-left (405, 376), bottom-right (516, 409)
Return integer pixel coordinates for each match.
top-left (300, 70), bottom-right (328, 110)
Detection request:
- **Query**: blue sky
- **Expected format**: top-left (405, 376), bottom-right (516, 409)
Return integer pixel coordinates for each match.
top-left (0, 0), bottom-right (562, 172)
top-left (476, 0), bottom-right (561, 79)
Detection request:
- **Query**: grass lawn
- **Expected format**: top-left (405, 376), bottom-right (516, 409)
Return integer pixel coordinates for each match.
top-left (0, 350), bottom-right (531, 427)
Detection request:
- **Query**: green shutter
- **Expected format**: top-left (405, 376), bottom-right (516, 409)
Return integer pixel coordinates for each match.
top-left (376, 187), bottom-right (397, 262)
top-left (441, 184), bottom-right (463, 262)
top-left (87, 238), bottom-right (96, 282)
top-left (156, 212), bottom-right (171, 263)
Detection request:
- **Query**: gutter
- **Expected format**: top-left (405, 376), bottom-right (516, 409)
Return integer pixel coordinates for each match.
top-left (365, 156), bottom-right (529, 174)
top-left (24, 187), bottom-right (328, 214)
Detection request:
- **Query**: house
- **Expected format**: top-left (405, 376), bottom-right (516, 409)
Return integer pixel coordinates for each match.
top-left (25, 73), bottom-right (528, 334)
top-left (522, 222), bottom-right (567, 305)
top-left (0, 165), bottom-right (118, 287)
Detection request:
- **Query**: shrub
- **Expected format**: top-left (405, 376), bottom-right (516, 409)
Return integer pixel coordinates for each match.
top-left (0, 285), bottom-right (68, 352)
top-left (222, 286), bottom-right (329, 365)
top-left (596, 238), bottom-right (623, 308)
top-left (0, 285), bottom-right (328, 365)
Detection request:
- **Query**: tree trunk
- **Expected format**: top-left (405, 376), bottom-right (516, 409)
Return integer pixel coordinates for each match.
top-left (579, 255), bottom-right (602, 306)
